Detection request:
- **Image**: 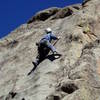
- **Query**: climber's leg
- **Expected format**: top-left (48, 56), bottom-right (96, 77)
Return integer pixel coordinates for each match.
top-left (46, 41), bottom-right (56, 53)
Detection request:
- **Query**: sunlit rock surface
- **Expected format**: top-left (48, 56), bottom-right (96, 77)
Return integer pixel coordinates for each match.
top-left (0, 0), bottom-right (100, 100)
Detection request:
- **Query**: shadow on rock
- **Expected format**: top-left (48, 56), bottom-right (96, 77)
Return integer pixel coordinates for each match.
top-left (27, 53), bottom-right (62, 76)
top-left (46, 53), bottom-right (62, 61)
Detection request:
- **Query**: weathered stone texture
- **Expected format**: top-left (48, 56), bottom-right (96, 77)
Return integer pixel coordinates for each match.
top-left (0, 0), bottom-right (100, 100)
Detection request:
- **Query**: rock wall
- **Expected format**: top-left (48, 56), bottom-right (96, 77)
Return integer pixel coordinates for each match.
top-left (0, 0), bottom-right (100, 100)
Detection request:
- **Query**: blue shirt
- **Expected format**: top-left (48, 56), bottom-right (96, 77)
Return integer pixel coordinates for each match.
top-left (41, 32), bottom-right (57, 42)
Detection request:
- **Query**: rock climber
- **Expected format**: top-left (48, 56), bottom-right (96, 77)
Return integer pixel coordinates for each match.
top-left (28, 28), bottom-right (61, 75)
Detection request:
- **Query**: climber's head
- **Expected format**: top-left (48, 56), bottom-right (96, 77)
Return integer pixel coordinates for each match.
top-left (45, 28), bottom-right (52, 34)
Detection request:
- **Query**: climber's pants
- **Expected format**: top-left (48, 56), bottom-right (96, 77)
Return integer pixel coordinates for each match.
top-left (40, 39), bottom-right (56, 52)
top-left (34, 39), bottom-right (56, 65)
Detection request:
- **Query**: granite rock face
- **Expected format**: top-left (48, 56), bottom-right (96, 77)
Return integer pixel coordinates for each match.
top-left (0, 0), bottom-right (100, 100)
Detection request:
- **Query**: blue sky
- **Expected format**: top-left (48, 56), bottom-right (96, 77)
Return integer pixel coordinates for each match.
top-left (0, 0), bottom-right (83, 39)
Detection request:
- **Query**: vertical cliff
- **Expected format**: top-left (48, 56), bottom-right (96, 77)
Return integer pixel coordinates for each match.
top-left (0, 0), bottom-right (100, 100)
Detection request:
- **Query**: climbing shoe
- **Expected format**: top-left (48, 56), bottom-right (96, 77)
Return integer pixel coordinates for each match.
top-left (53, 51), bottom-right (62, 57)
top-left (53, 51), bottom-right (59, 55)
top-left (32, 62), bottom-right (37, 67)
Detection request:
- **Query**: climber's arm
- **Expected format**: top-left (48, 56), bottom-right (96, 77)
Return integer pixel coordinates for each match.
top-left (51, 33), bottom-right (61, 40)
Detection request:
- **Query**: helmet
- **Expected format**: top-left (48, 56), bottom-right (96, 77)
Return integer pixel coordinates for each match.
top-left (45, 28), bottom-right (52, 33)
